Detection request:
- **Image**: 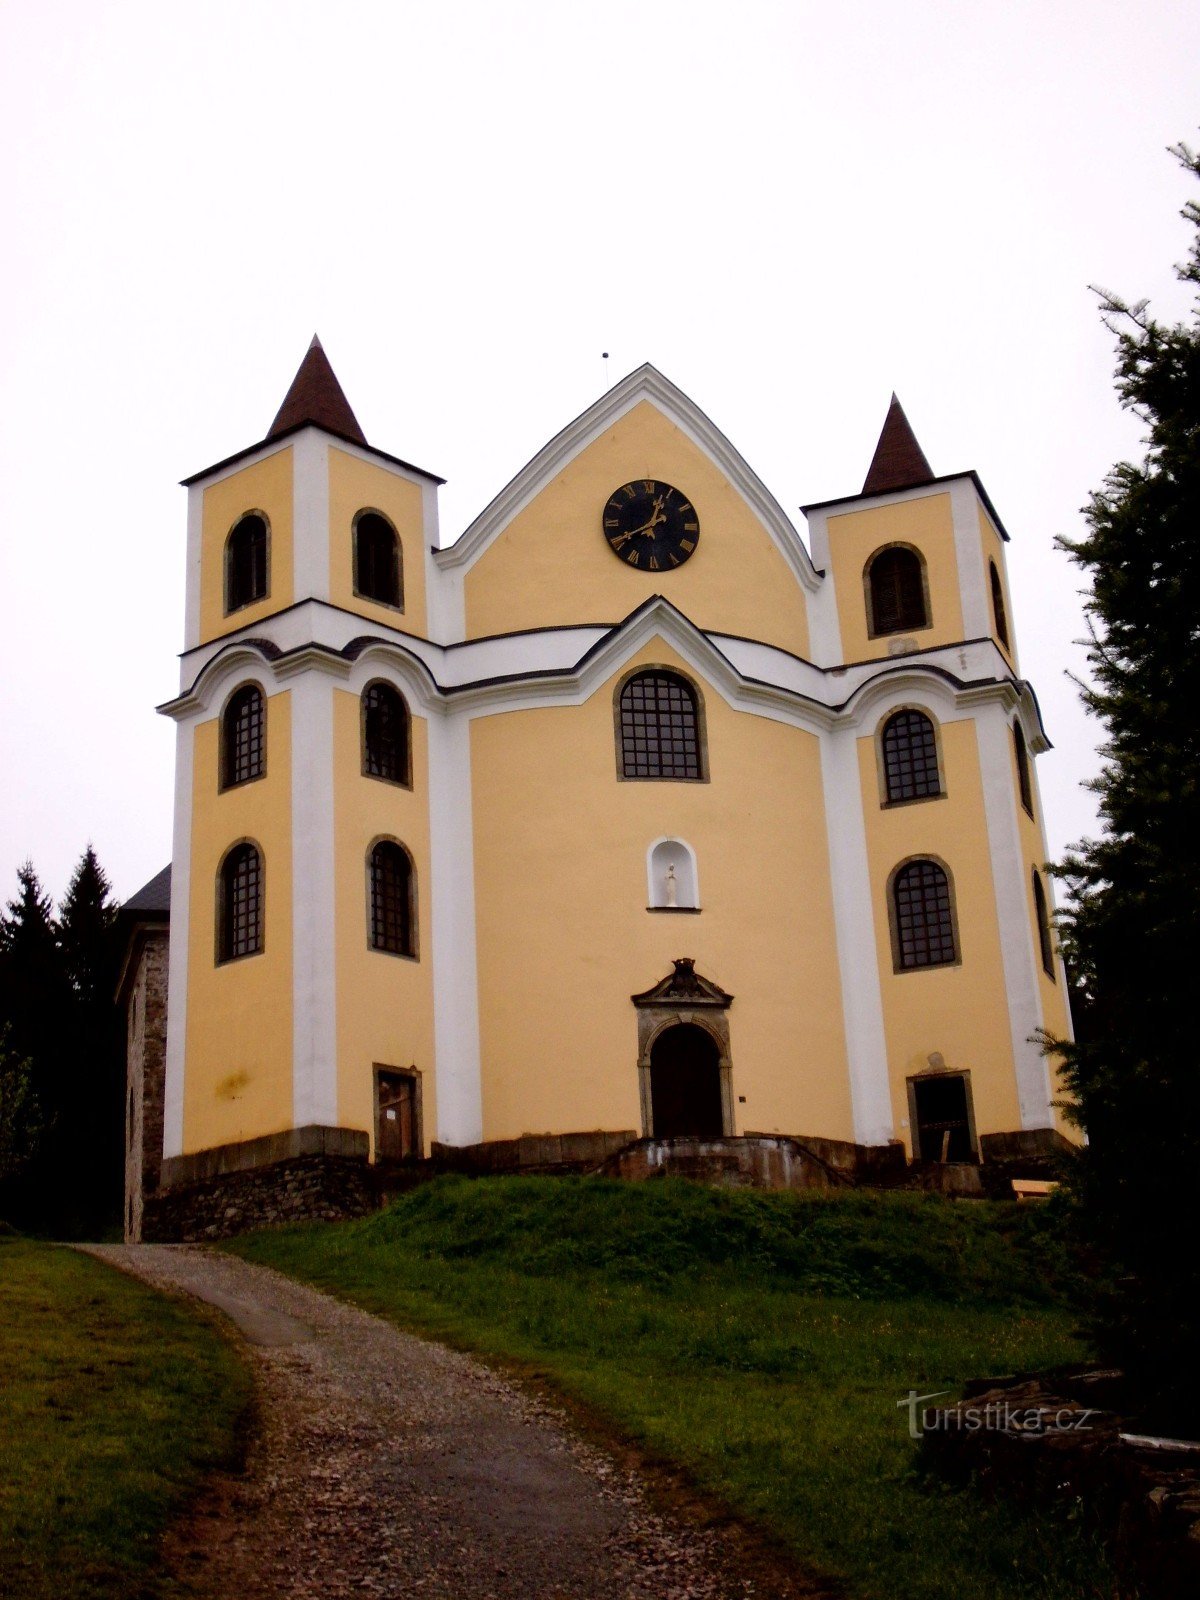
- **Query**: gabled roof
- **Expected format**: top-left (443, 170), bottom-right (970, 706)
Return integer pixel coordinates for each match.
top-left (122, 863), bottom-right (171, 916)
top-left (437, 363), bottom-right (820, 592)
top-left (862, 394), bottom-right (934, 495)
top-left (267, 335), bottom-right (366, 444)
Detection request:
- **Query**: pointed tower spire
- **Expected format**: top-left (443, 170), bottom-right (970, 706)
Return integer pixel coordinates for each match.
top-left (862, 394), bottom-right (934, 496)
top-left (267, 334), bottom-right (367, 445)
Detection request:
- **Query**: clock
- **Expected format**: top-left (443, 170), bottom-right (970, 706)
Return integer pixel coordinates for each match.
top-left (602, 480), bottom-right (699, 571)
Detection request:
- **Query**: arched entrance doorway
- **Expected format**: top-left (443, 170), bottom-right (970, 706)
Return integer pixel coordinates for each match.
top-left (649, 1023), bottom-right (724, 1139)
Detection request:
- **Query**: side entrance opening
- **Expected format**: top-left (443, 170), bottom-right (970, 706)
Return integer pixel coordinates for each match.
top-left (649, 1023), bottom-right (724, 1139)
top-left (910, 1072), bottom-right (974, 1162)
top-left (376, 1069), bottom-right (420, 1161)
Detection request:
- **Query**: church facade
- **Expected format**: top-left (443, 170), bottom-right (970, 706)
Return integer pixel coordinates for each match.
top-left (123, 340), bottom-right (1073, 1237)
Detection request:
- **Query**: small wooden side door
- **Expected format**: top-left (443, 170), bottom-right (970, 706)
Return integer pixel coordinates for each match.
top-left (377, 1072), bottom-right (417, 1161)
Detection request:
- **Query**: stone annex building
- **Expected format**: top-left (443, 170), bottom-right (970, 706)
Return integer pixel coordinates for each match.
top-left (119, 339), bottom-right (1074, 1240)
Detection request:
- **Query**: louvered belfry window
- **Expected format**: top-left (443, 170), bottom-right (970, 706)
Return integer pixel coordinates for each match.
top-left (881, 710), bottom-right (941, 802)
top-left (1013, 722), bottom-right (1034, 817)
top-left (990, 561), bottom-right (1011, 650)
top-left (618, 672), bottom-right (702, 780)
top-left (893, 860), bottom-right (957, 970)
top-left (362, 683), bottom-right (410, 785)
top-left (369, 841), bottom-right (415, 956)
top-left (221, 686), bottom-right (265, 788)
top-left (219, 844), bottom-right (263, 962)
top-left (868, 547), bottom-right (927, 635)
top-left (226, 515), bottom-right (268, 613)
top-left (1033, 871), bottom-right (1055, 977)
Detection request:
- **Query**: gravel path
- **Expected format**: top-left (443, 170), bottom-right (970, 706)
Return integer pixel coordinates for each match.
top-left (84, 1245), bottom-right (824, 1600)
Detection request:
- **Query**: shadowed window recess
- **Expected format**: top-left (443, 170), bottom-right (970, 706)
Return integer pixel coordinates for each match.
top-left (220, 685), bottom-right (265, 789)
top-left (1013, 721), bottom-right (1034, 817)
top-left (881, 710), bottom-right (942, 803)
top-left (362, 682), bottom-right (411, 786)
top-left (892, 859), bottom-right (958, 970)
top-left (866, 546), bottom-right (928, 636)
top-left (218, 843), bottom-right (263, 963)
top-left (225, 514), bottom-right (269, 613)
top-left (618, 671), bottom-right (703, 780)
top-left (1033, 870), bottom-right (1056, 978)
top-left (354, 511), bottom-right (403, 608)
top-left (369, 841), bottom-right (416, 957)
top-left (990, 561), bottom-right (1011, 650)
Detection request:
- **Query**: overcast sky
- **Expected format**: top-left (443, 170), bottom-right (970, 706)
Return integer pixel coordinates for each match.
top-left (1, 0), bottom-right (1197, 906)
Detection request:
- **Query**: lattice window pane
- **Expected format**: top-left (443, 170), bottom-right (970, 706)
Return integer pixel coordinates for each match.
top-left (370, 843), bottom-right (413, 955)
top-left (894, 860), bottom-right (956, 969)
top-left (882, 710), bottom-right (940, 802)
top-left (223, 687), bottom-right (265, 787)
top-left (363, 684), bottom-right (409, 783)
top-left (220, 844), bottom-right (262, 962)
top-left (619, 673), bottom-right (701, 780)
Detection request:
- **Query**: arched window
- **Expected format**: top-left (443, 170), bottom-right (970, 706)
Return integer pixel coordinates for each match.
top-left (618, 671), bottom-right (703, 780)
top-left (369, 841), bottom-right (416, 957)
top-left (217, 842), bottom-right (263, 963)
top-left (647, 839), bottom-right (700, 909)
top-left (361, 682), bottom-right (411, 786)
top-left (866, 546), bottom-right (928, 636)
top-left (1033, 870), bottom-right (1055, 978)
top-left (891, 859), bottom-right (958, 971)
top-left (990, 561), bottom-right (1011, 650)
top-left (354, 512), bottom-right (402, 608)
top-left (881, 709), bottom-right (942, 803)
top-left (225, 515), bottom-right (269, 613)
top-left (220, 685), bottom-right (265, 789)
top-left (1013, 721), bottom-right (1034, 817)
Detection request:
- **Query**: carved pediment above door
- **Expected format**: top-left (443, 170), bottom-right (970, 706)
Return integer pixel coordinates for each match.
top-left (631, 958), bottom-right (733, 1010)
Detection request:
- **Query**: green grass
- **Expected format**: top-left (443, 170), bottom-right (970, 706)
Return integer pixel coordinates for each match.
top-left (231, 1176), bottom-right (1112, 1600)
top-left (0, 1237), bottom-right (251, 1600)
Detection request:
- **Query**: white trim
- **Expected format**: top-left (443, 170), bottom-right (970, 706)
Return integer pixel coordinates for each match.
top-left (426, 707), bottom-right (483, 1145)
top-left (821, 726), bottom-right (893, 1145)
top-left (184, 485), bottom-right (204, 652)
top-left (162, 718), bottom-right (195, 1158)
top-left (437, 364), bottom-right (821, 594)
top-left (290, 674), bottom-right (339, 1128)
top-left (292, 432), bottom-right (330, 604)
top-left (976, 701), bottom-right (1055, 1128)
top-left (949, 479), bottom-right (990, 640)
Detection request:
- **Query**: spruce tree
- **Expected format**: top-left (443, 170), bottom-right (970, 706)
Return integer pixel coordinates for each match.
top-left (1053, 142), bottom-right (1200, 1429)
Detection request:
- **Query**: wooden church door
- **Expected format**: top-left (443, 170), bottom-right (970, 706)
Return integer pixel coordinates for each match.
top-left (377, 1071), bottom-right (418, 1161)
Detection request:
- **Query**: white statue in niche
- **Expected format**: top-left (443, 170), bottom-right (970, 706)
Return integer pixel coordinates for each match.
top-left (665, 861), bottom-right (678, 908)
top-left (649, 840), bottom-right (698, 910)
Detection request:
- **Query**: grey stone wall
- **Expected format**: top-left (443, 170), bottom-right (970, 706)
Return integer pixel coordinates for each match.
top-left (144, 1152), bottom-right (377, 1242)
top-left (123, 928), bottom-right (168, 1242)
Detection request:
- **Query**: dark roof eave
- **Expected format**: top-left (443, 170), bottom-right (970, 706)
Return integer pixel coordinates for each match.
top-left (180, 421), bottom-right (446, 488)
top-left (800, 470), bottom-right (1011, 542)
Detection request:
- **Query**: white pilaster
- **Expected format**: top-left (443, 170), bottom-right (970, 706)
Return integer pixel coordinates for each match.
top-left (976, 703), bottom-right (1055, 1127)
top-left (162, 718), bottom-right (195, 1158)
top-left (949, 480), bottom-right (990, 639)
top-left (821, 726), bottom-right (894, 1145)
top-left (291, 430), bottom-right (331, 604)
top-left (427, 707), bottom-right (483, 1144)
top-left (183, 486), bottom-right (203, 652)
top-left (290, 673), bottom-right (339, 1126)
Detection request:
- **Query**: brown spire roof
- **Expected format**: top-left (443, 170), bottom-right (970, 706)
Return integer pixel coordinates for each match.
top-left (267, 334), bottom-right (367, 445)
top-left (862, 394), bottom-right (934, 495)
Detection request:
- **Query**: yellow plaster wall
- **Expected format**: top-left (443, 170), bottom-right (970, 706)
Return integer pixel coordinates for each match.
top-left (463, 402), bottom-right (811, 657)
top-left (829, 491), bottom-right (964, 664)
top-left (183, 693), bottom-right (294, 1152)
top-left (200, 450), bottom-right (294, 644)
top-left (979, 506), bottom-right (1018, 671)
top-left (469, 639), bottom-right (852, 1142)
top-left (328, 449), bottom-right (428, 637)
top-left (858, 716), bottom-right (1021, 1149)
top-left (332, 688), bottom-right (437, 1153)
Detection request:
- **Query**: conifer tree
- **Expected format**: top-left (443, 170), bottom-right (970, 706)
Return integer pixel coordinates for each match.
top-left (1053, 142), bottom-right (1200, 1428)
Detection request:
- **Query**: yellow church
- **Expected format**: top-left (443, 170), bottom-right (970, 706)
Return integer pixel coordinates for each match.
top-left (120, 339), bottom-right (1073, 1240)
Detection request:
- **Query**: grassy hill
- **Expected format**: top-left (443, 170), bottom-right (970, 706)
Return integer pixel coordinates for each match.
top-left (231, 1177), bottom-right (1109, 1600)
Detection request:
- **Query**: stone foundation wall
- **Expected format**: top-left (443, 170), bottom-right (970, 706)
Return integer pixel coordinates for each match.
top-left (144, 1153), bottom-right (377, 1242)
top-left (430, 1129), bottom-right (637, 1176)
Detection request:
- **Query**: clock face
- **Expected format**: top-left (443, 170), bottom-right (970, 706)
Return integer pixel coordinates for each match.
top-left (602, 480), bottom-right (699, 572)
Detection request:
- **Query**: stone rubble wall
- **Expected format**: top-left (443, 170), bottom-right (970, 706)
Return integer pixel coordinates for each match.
top-left (143, 1153), bottom-right (377, 1242)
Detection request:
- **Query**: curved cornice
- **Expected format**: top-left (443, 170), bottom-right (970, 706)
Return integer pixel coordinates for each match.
top-left (435, 364), bottom-right (821, 594)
